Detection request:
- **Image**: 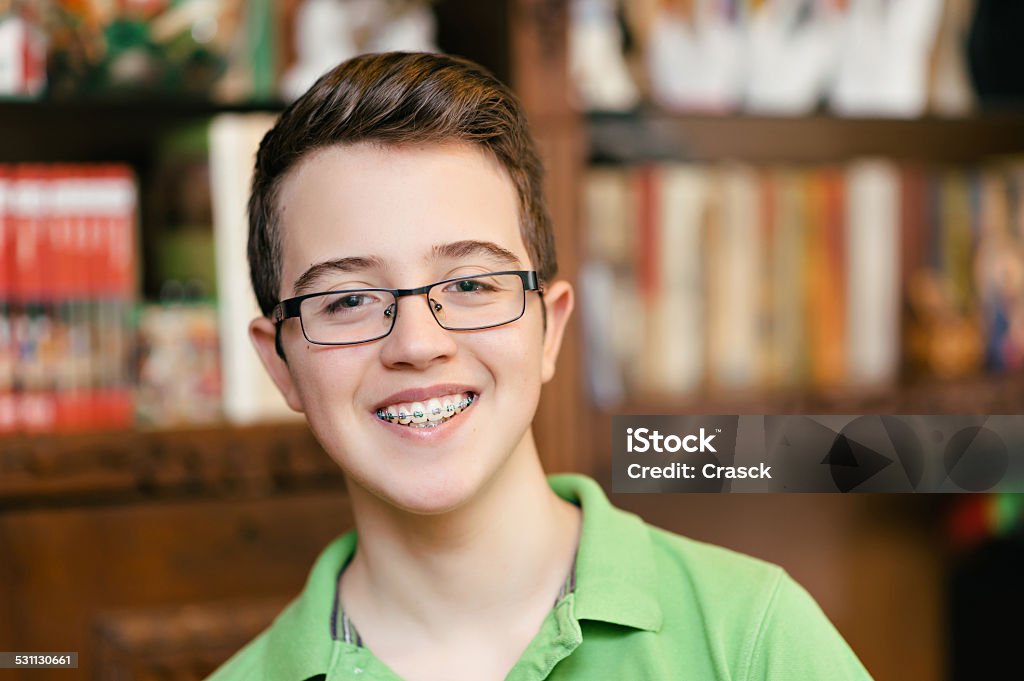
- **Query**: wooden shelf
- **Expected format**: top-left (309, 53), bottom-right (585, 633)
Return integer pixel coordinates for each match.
top-left (0, 421), bottom-right (342, 510)
top-left (601, 373), bottom-right (1024, 416)
top-left (587, 109), bottom-right (1024, 164)
top-left (0, 98), bottom-right (285, 162)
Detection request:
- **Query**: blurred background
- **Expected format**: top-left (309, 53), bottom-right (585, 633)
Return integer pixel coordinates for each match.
top-left (1, 0), bottom-right (1023, 679)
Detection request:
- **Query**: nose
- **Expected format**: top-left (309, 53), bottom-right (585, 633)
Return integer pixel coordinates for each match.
top-left (378, 293), bottom-right (458, 369)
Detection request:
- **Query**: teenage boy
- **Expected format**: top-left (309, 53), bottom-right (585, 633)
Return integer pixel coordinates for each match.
top-left (208, 51), bottom-right (872, 681)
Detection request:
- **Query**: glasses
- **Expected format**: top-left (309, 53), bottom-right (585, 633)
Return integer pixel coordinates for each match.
top-left (272, 270), bottom-right (542, 354)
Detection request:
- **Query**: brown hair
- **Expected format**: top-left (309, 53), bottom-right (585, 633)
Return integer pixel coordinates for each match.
top-left (248, 51), bottom-right (556, 317)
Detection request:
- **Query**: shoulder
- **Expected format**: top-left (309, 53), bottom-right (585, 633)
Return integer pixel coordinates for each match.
top-left (644, 524), bottom-right (872, 679)
top-left (647, 523), bottom-right (785, 594)
top-left (644, 523), bottom-right (789, 635)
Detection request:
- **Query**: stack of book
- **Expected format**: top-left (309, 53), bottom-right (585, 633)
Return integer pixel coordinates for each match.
top-left (581, 158), bottom-right (1024, 405)
top-left (571, 0), bottom-right (974, 116)
top-left (0, 164), bottom-right (137, 434)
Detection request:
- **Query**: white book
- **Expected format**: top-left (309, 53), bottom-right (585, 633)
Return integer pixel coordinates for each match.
top-left (650, 164), bottom-right (707, 396)
top-left (831, 0), bottom-right (944, 117)
top-left (569, 0), bottom-right (640, 111)
top-left (745, 0), bottom-right (843, 114)
top-left (209, 114), bottom-right (301, 425)
top-left (647, 2), bottom-right (744, 112)
top-left (709, 165), bottom-right (761, 390)
top-left (845, 160), bottom-right (901, 388)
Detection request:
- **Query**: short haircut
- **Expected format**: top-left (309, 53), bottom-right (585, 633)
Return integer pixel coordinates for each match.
top-left (248, 51), bottom-right (557, 317)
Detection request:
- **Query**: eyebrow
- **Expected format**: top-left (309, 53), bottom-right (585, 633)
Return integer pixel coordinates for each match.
top-left (431, 240), bottom-right (522, 269)
top-left (290, 240), bottom-right (522, 297)
top-left (292, 255), bottom-right (387, 296)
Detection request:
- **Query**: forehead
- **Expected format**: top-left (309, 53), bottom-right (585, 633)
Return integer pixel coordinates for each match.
top-left (276, 142), bottom-right (524, 291)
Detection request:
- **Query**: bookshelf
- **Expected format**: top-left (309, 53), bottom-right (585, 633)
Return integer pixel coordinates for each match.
top-left (579, 109), bottom-right (1024, 431)
top-left (1, 2), bottom-right (1018, 680)
top-left (581, 109), bottom-right (1024, 413)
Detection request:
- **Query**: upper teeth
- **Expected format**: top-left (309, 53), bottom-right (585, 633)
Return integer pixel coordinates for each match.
top-left (376, 392), bottom-right (475, 427)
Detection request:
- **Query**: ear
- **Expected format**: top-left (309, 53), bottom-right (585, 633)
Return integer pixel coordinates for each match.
top-left (249, 316), bottom-right (306, 413)
top-left (539, 279), bottom-right (574, 384)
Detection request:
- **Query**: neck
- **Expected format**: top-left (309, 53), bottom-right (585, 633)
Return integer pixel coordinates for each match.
top-left (340, 431), bottom-right (581, 634)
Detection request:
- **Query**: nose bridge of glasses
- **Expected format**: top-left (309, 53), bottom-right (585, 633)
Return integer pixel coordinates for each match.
top-left (389, 284), bottom-right (445, 327)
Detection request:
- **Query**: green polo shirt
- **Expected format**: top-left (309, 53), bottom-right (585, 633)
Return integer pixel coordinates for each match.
top-left (207, 474), bottom-right (872, 681)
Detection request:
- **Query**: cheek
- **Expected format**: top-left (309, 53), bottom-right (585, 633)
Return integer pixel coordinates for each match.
top-left (289, 344), bottom-right (374, 413)
top-left (474, 326), bottom-right (545, 394)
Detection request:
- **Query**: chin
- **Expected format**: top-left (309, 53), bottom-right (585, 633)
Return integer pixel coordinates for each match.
top-left (329, 447), bottom-right (496, 515)
top-left (370, 468), bottom-right (490, 516)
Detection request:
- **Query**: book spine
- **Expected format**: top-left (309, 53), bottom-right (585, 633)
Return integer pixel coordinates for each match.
top-left (655, 163), bottom-right (706, 396)
top-left (580, 167), bottom-right (631, 405)
top-left (0, 165), bottom-right (13, 434)
top-left (845, 159), bottom-right (901, 388)
top-left (11, 165), bottom-right (56, 433)
top-left (769, 168), bottom-right (808, 390)
top-left (709, 164), bottom-right (760, 392)
top-left (632, 164), bottom-right (659, 392)
top-left (210, 114), bottom-right (295, 424)
top-left (805, 167), bottom-right (847, 389)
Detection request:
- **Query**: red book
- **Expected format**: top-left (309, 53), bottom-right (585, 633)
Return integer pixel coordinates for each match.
top-left (11, 166), bottom-right (56, 433)
top-left (0, 165), bottom-right (14, 435)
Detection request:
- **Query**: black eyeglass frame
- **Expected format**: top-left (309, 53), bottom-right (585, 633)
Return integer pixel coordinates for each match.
top-left (271, 270), bottom-right (543, 359)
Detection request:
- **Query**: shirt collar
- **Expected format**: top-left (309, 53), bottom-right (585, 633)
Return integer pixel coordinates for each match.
top-left (549, 474), bottom-right (663, 633)
top-left (263, 531), bottom-right (356, 681)
top-left (263, 474), bottom-right (661, 679)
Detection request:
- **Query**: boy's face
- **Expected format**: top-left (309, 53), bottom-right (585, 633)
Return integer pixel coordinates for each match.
top-left (250, 142), bottom-right (573, 514)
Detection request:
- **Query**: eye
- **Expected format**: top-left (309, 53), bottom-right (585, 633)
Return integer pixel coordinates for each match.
top-left (338, 294), bottom-right (366, 308)
top-left (324, 293), bottom-right (375, 314)
top-left (446, 278), bottom-right (495, 294)
top-left (457, 279), bottom-right (483, 292)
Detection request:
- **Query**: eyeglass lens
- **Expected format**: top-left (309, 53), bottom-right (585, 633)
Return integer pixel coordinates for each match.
top-left (298, 273), bottom-right (526, 344)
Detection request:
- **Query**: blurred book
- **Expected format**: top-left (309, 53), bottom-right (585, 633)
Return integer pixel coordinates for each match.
top-left (645, 0), bottom-right (744, 112)
top-left (580, 155), bottom-right (1024, 405)
top-left (136, 302), bottom-right (221, 427)
top-left (209, 113), bottom-right (298, 425)
top-left (569, 0), bottom-right (640, 112)
top-left (745, 0), bottom-right (842, 115)
top-left (0, 2), bottom-right (47, 98)
top-left (570, 0), bottom-right (988, 116)
top-left (831, 0), bottom-right (945, 117)
top-left (0, 167), bottom-right (13, 433)
top-left (1, 163), bottom-right (137, 435)
top-left (844, 159), bottom-right (901, 387)
top-left (281, 0), bottom-right (438, 101)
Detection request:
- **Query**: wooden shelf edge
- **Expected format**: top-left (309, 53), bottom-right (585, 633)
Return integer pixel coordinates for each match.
top-left (586, 109), bottom-right (1024, 163)
top-left (596, 374), bottom-right (1024, 416)
top-left (0, 421), bottom-right (344, 510)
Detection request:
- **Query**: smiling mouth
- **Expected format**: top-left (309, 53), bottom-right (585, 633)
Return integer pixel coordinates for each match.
top-left (375, 392), bottom-right (477, 428)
